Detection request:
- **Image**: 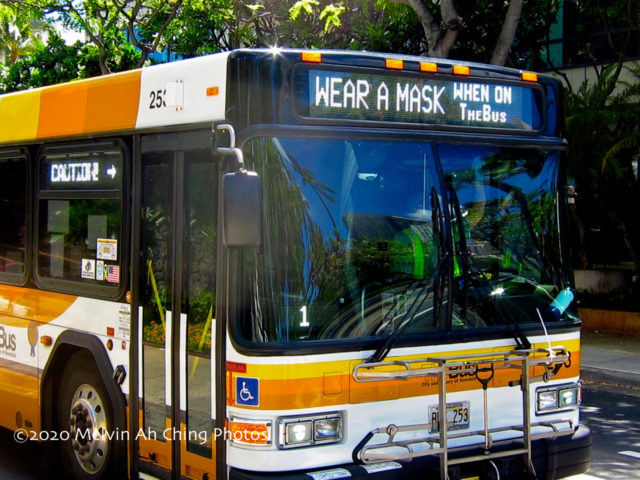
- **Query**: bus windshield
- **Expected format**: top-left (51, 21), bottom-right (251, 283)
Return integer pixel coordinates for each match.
top-left (237, 135), bottom-right (566, 345)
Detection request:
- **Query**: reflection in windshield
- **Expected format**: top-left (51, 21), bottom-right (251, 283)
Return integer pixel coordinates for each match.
top-left (441, 145), bottom-right (563, 331)
top-left (237, 136), bottom-right (566, 345)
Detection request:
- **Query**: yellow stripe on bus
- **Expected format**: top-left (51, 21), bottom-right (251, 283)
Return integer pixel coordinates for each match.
top-left (228, 340), bottom-right (581, 409)
top-left (0, 90), bottom-right (41, 142)
top-left (240, 339), bottom-right (581, 380)
top-left (0, 70), bottom-right (142, 145)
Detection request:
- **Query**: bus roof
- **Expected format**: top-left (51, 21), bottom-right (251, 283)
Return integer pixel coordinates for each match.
top-left (0, 48), bottom-right (557, 145)
top-left (0, 52), bottom-right (230, 145)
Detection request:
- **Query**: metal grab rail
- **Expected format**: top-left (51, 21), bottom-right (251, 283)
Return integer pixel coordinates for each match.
top-left (352, 347), bottom-right (574, 480)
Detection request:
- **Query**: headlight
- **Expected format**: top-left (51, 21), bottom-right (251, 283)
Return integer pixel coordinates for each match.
top-left (286, 421), bottom-right (313, 445)
top-left (536, 384), bottom-right (580, 414)
top-left (537, 390), bottom-right (558, 411)
top-left (278, 412), bottom-right (343, 449)
top-left (559, 387), bottom-right (580, 407)
top-left (314, 417), bottom-right (342, 442)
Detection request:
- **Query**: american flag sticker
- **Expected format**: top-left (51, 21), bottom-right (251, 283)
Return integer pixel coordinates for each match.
top-left (107, 265), bottom-right (120, 283)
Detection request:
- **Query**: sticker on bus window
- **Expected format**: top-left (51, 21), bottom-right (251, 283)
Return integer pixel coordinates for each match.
top-left (106, 265), bottom-right (120, 283)
top-left (96, 260), bottom-right (105, 281)
top-left (81, 259), bottom-right (96, 279)
top-left (97, 238), bottom-right (118, 261)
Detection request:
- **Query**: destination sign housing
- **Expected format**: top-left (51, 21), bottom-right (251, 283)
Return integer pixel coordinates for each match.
top-left (40, 151), bottom-right (123, 191)
top-left (295, 67), bottom-right (543, 131)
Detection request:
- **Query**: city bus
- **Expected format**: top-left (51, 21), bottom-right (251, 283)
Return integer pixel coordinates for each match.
top-left (0, 48), bottom-right (591, 480)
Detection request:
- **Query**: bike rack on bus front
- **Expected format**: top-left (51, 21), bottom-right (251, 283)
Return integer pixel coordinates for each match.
top-left (352, 347), bottom-right (575, 480)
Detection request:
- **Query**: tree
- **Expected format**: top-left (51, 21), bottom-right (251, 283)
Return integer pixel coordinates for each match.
top-left (154, 0), bottom-right (235, 57)
top-left (0, 29), bottom-right (140, 92)
top-left (490, 0), bottom-right (523, 65)
top-left (2, 0), bottom-right (234, 74)
top-left (384, 0), bottom-right (560, 66)
top-left (564, 63), bottom-right (640, 302)
top-left (0, 31), bottom-right (81, 92)
top-left (0, 4), bottom-right (48, 63)
top-left (389, 0), bottom-right (461, 58)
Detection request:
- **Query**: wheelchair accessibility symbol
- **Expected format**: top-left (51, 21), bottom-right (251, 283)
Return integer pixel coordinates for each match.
top-left (236, 376), bottom-right (259, 406)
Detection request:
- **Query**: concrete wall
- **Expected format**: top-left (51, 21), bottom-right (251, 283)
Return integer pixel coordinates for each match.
top-left (555, 61), bottom-right (639, 93)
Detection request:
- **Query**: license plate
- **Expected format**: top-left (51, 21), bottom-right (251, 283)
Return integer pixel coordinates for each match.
top-left (429, 401), bottom-right (470, 433)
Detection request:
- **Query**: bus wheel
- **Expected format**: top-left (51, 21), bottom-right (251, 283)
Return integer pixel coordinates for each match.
top-left (57, 353), bottom-right (114, 479)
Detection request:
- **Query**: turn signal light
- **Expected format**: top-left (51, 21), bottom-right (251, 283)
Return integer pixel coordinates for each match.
top-left (228, 418), bottom-right (271, 446)
top-left (385, 58), bottom-right (404, 70)
top-left (420, 62), bottom-right (438, 73)
top-left (521, 71), bottom-right (538, 82)
top-left (302, 52), bottom-right (322, 63)
top-left (453, 65), bottom-right (470, 76)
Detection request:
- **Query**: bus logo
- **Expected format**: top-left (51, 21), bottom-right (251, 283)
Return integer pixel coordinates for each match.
top-left (236, 377), bottom-right (259, 407)
top-left (0, 326), bottom-right (17, 353)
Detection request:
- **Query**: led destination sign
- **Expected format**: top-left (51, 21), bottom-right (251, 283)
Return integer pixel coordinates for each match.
top-left (298, 68), bottom-right (543, 131)
top-left (41, 152), bottom-right (123, 191)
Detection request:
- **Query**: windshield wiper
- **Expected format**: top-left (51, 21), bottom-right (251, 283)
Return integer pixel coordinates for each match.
top-left (365, 253), bottom-right (451, 364)
top-left (447, 184), bottom-right (469, 318)
top-left (365, 188), bottom-right (451, 364)
top-left (446, 181), bottom-right (532, 350)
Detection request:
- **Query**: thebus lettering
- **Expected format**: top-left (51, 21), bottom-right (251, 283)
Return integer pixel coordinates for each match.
top-left (0, 326), bottom-right (16, 352)
top-left (448, 363), bottom-right (475, 380)
top-left (50, 162), bottom-right (99, 183)
top-left (459, 103), bottom-right (507, 124)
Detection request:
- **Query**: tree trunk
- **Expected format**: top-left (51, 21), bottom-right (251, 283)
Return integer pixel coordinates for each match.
top-left (393, 0), bottom-right (460, 58)
top-left (491, 0), bottom-right (523, 66)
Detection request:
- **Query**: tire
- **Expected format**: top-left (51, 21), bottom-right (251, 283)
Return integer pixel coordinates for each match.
top-left (56, 352), bottom-right (115, 480)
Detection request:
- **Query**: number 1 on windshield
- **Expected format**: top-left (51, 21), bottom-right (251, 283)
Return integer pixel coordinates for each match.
top-left (300, 305), bottom-right (310, 327)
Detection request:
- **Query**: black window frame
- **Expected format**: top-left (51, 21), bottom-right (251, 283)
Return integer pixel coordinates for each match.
top-left (0, 148), bottom-right (30, 286)
top-left (34, 140), bottom-right (129, 299)
top-left (227, 124), bottom-right (579, 356)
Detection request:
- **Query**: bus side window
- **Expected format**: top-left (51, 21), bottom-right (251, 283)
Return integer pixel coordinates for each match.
top-left (0, 152), bottom-right (28, 281)
top-left (35, 143), bottom-right (125, 297)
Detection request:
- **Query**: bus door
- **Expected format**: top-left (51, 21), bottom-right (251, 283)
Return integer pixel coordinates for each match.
top-left (138, 131), bottom-right (219, 479)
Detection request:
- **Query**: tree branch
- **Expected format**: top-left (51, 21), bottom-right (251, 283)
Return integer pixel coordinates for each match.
top-left (392, 0), bottom-right (441, 56)
top-left (491, 0), bottom-right (523, 66)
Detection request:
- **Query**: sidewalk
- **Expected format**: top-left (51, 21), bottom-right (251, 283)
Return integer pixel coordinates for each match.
top-left (580, 331), bottom-right (640, 389)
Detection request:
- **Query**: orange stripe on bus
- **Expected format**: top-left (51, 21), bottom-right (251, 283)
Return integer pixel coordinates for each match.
top-left (0, 284), bottom-right (75, 324)
top-left (229, 350), bottom-right (581, 410)
top-left (84, 71), bottom-right (142, 132)
top-left (0, 368), bottom-right (39, 432)
top-left (37, 70), bottom-right (141, 139)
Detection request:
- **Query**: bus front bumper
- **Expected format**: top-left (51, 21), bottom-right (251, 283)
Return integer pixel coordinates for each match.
top-left (229, 425), bottom-right (591, 480)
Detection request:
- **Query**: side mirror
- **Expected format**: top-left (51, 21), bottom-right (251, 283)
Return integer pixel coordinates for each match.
top-left (222, 170), bottom-right (262, 248)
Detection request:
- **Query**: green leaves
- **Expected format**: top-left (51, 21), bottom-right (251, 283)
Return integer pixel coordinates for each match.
top-left (288, 0), bottom-right (345, 36)
top-left (289, 0), bottom-right (320, 20)
top-left (318, 3), bottom-right (345, 33)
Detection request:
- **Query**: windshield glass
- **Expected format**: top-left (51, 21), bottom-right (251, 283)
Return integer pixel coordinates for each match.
top-left (236, 135), bottom-right (566, 345)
